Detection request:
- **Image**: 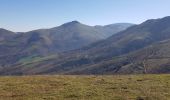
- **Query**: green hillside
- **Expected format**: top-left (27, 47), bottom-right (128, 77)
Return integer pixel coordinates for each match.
top-left (0, 75), bottom-right (169, 100)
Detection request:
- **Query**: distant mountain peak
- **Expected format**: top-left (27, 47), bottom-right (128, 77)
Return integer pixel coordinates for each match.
top-left (61, 20), bottom-right (81, 27)
top-left (70, 20), bottom-right (80, 24)
top-left (0, 28), bottom-right (15, 34)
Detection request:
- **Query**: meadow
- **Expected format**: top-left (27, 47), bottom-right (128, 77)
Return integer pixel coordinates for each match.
top-left (0, 74), bottom-right (170, 100)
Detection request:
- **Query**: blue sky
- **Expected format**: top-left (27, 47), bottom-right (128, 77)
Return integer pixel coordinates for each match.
top-left (0, 0), bottom-right (170, 32)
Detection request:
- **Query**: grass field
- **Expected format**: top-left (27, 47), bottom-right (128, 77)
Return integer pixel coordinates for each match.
top-left (0, 75), bottom-right (170, 100)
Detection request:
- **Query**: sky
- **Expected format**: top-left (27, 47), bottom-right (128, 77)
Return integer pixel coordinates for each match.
top-left (0, 0), bottom-right (170, 32)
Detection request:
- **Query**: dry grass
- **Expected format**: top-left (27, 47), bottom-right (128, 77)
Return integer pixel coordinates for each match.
top-left (0, 74), bottom-right (170, 100)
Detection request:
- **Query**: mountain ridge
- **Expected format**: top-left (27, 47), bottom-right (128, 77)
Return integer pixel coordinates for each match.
top-left (0, 21), bottom-right (133, 71)
top-left (1, 16), bottom-right (169, 75)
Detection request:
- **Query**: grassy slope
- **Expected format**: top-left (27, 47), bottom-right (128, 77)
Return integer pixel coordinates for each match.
top-left (0, 75), bottom-right (170, 100)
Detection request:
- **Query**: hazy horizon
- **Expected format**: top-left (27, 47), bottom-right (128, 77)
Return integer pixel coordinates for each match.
top-left (0, 0), bottom-right (170, 32)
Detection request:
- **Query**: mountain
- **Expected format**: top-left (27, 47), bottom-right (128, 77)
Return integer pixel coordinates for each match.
top-left (7, 21), bottom-right (106, 56)
top-left (0, 21), bottom-right (133, 71)
top-left (65, 39), bottom-right (170, 74)
top-left (0, 28), bottom-right (15, 41)
top-left (94, 23), bottom-right (134, 37)
top-left (1, 16), bottom-right (170, 75)
top-left (79, 16), bottom-right (170, 58)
